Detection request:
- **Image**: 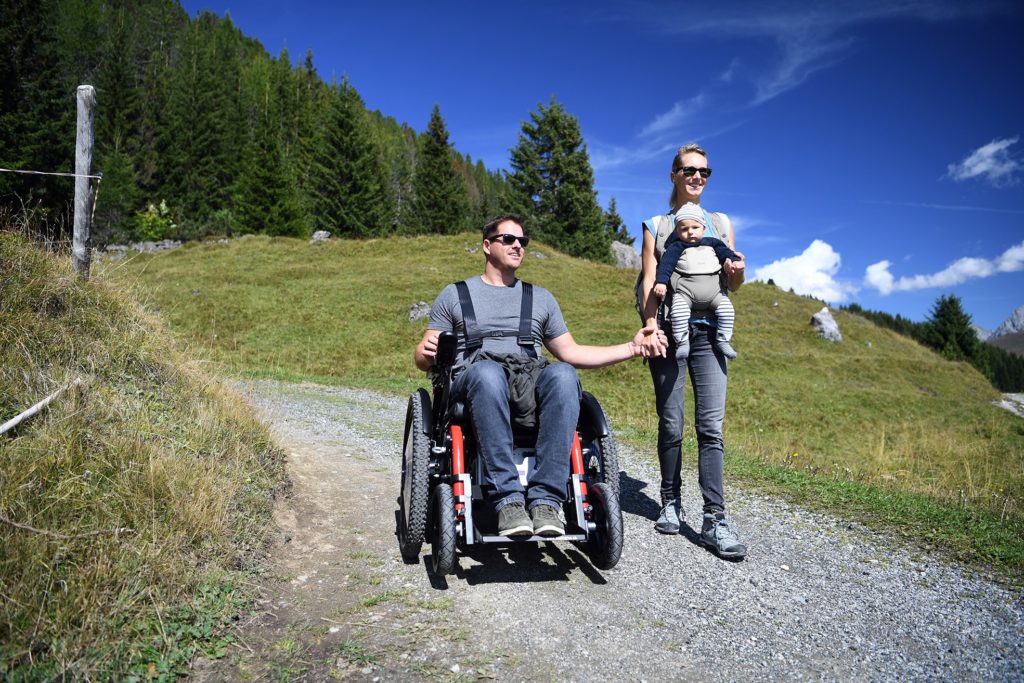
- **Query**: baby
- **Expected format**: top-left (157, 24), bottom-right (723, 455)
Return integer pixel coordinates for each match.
top-left (652, 202), bottom-right (743, 360)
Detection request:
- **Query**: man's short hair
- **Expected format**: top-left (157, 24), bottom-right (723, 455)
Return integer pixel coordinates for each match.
top-left (482, 214), bottom-right (527, 240)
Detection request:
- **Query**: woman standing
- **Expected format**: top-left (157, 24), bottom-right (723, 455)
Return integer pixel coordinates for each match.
top-left (638, 143), bottom-right (747, 559)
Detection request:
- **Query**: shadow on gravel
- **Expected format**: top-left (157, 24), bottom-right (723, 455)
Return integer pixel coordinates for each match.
top-left (619, 471), bottom-right (661, 520)
top-left (422, 542), bottom-right (610, 588)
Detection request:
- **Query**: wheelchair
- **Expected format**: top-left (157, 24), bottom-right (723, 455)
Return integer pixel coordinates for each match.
top-left (397, 331), bottom-right (624, 575)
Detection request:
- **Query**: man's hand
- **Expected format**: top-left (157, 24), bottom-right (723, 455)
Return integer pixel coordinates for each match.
top-left (652, 283), bottom-right (667, 300)
top-left (414, 329), bottom-right (441, 372)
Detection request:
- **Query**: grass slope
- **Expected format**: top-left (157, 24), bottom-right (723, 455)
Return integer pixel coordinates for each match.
top-left (104, 234), bottom-right (1024, 578)
top-left (0, 232), bottom-right (287, 680)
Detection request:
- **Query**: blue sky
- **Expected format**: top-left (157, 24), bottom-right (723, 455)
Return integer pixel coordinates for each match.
top-left (181, 0), bottom-right (1024, 330)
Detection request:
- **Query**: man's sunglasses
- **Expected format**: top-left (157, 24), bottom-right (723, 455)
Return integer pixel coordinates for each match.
top-left (487, 233), bottom-right (530, 247)
top-left (676, 166), bottom-right (713, 178)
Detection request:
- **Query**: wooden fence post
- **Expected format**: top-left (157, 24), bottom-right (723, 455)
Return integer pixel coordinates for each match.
top-left (72, 85), bottom-right (96, 279)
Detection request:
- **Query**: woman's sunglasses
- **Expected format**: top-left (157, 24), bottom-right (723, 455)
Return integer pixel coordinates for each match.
top-left (488, 233), bottom-right (530, 247)
top-left (676, 166), bottom-right (713, 178)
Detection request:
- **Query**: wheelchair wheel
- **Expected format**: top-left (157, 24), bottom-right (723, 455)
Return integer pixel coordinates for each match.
top-left (398, 391), bottom-right (430, 561)
top-left (587, 425), bottom-right (621, 502)
top-left (579, 394), bottom-right (621, 501)
top-left (585, 482), bottom-right (623, 570)
top-left (429, 483), bottom-right (457, 576)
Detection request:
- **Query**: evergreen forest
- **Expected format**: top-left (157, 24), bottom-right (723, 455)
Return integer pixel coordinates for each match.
top-left (1, 0), bottom-right (627, 260)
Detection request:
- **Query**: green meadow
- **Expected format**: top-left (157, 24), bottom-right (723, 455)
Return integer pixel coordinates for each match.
top-left (103, 233), bottom-right (1024, 579)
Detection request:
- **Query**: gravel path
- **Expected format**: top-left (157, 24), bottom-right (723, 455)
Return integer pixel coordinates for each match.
top-left (197, 379), bottom-right (1023, 682)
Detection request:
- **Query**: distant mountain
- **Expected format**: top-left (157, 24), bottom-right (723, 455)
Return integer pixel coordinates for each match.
top-left (973, 324), bottom-right (992, 341)
top-left (992, 305), bottom-right (1024, 338)
top-left (989, 331), bottom-right (1024, 358)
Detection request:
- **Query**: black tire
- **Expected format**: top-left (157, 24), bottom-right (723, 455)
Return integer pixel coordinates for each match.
top-left (430, 483), bottom-right (457, 576)
top-left (398, 392), bottom-right (430, 561)
top-left (586, 412), bottom-right (620, 501)
top-left (585, 482), bottom-right (623, 570)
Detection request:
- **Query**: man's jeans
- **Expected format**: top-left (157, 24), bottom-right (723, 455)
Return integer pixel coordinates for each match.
top-left (452, 359), bottom-right (581, 511)
top-left (648, 323), bottom-right (728, 512)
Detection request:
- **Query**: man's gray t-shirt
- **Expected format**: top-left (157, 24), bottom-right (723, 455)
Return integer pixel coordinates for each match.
top-left (427, 277), bottom-right (569, 370)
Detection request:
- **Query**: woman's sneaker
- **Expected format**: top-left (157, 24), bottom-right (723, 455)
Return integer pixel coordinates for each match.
top-left (531, 504), bottom-right (565, 537)
top-left (497, 502), bottom-right (532, 537)
top-left (700, 512), bottom-right (747, 559)
top-left (655, 498), bottom-right (682, 534)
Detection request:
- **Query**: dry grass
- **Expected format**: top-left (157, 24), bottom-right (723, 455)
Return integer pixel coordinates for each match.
top-left (0, 230), bottom-right (287, 679)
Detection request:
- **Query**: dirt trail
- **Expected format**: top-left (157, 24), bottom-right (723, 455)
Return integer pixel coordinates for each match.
top-left (190, 380), bottom-right (1023, 682)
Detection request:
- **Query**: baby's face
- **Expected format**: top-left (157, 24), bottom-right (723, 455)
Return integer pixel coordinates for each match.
top-left (676, 219), bottom-right (705, 244)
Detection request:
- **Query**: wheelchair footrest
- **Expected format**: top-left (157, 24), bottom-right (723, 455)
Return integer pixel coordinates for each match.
top-left (477, 533), bottom-right (587, 543)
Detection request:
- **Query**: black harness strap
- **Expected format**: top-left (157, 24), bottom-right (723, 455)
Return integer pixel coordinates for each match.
top-left (454, 280), bottom-right (536, 358)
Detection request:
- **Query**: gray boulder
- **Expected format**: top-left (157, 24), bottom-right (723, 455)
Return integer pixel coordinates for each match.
top-left (310, 230), bottom-right (331, 244)
top-left (811, 307), bottom-right (842, 343)
top-left (611, 241), bottom-right (641, 270)
top-left (408, 301), bottom-right (431, 322)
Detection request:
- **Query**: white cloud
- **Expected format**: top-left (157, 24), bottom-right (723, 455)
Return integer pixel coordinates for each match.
top-left (639, 93), bottom-right (708, 138)
top-left (863, 240), bottom-right (1024, 294)
top-left (753, 239), bottom-right (858, 303)
top-left (946, 136), bottom-right (1022, 186)
top-left (719, 58), bottom-right (740, 83)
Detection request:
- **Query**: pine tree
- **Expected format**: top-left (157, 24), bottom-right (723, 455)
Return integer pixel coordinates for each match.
top-left (308, 79), bottom-right (391, 237)
top-left (409, 104), bottom-right (469, 235)
top-left (604, 197), bottom-right (633, 245)
top-left (369, 112), bottom-right (417, 233)
top-left (922, 295), bottom-right (986, 370)
top-left (235, 86), bottom-right (305, 237)
top-left (507, 97), bottom-right (610, 263)
top-left (0, 0), bottom-right (75, 214)
top-left (159, 12), bottom-right (244, 223)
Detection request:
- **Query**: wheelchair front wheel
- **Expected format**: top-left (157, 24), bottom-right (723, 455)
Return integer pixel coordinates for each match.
top-left (585, 482), bottom-right (623, 570)
top-left (429, 483), bottom-right (457, 576)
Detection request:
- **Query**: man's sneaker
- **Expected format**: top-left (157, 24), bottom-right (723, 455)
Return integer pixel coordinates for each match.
top-left (497, 502), bottom-right (532, 537)
top-left (655, 498), bottom-right (682, 535)
top-left (700, 512), bottom-right (747, 559)
top-left (531, 504), bottom-right (565, 537)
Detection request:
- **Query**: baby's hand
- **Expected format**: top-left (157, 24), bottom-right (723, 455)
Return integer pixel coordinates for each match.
top-left (653, 283), bottom-right (667, 299)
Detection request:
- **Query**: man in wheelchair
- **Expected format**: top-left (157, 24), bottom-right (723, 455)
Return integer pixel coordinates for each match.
top-left (414, 214), bottom-right (666, 540)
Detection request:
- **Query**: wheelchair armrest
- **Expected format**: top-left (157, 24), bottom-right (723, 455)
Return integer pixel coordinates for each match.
top-left (435, 330), bottom-right (458, 370)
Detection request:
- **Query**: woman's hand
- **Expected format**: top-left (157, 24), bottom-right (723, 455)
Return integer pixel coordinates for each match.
top-left (723, 252), bottom-right (746, 292)
top-left (637, 321), bottom-right (668, 358)
top-left (723, 252), bottom-right (745, 276)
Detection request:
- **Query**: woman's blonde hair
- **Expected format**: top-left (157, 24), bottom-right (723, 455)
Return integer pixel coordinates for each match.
top-left (669, 143), bottom-right (708, 209)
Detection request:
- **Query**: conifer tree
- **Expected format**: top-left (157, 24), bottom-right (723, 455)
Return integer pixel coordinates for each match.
top-left (604, 197), bottom-right (633, 245)
top-left (922, 295), bottom-right (986, 370)
top-left (235, 90), bottom-right (305, 237)
top-left (0, 0), bottom-right (74, 210)
top-left (410, 104), bottom-right (469, 235)
top-left (159, 12), bottom-right (244, 222)
top-left (507, 97), bottom-right (610, 263)
top-left (308, 79), bottom-right (391, 237)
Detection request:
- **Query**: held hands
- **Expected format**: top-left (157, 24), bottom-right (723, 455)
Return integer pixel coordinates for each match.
top-left (652, 283), bottom-right (667, 300)
top-left (634, 322), bottom-right (668, 358)
top-left (723, 252), bottom-right (745, 277)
